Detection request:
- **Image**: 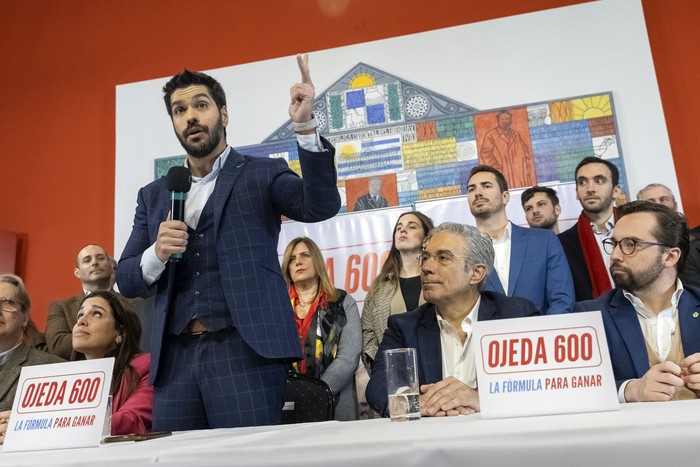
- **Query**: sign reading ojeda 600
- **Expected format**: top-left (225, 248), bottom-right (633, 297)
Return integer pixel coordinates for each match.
top-left (3, 358), bottom-right (114, 453)
top-left (473, 311), bottom-right (619, 419)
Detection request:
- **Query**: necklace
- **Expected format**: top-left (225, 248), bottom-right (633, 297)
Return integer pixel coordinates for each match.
top-left (297, 290), bottom-right (318, 306)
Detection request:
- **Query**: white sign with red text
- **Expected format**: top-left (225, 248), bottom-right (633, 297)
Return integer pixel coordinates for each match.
top-left (472, 312), bottom-right (618, 419)
top-left (3, 358), bottom-right (114, 452)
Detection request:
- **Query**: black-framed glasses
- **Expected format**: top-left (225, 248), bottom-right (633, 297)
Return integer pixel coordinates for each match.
top-left (602, 237), bottom-right (669, 256)
top-left (0, 298), bottom-right (22, 313)
top-left (417, 251), bottom-right (465, 266)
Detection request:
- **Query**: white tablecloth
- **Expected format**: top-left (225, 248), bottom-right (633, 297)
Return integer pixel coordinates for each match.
top-left (3, 400), bottom-right (700, 466)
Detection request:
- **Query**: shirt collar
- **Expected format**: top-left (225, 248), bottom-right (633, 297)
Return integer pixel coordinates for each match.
top-left (435, 295), bottom-right (481, 334)
top-left (589, 213), bottom-right (615, 235)
top-left (186, 145), bottom-right (231, 185)
top-left (0, 341), bottom-right (23, 366)
top-left (489, 222), bottom-right (512, 242)
top-left (623, 279), bottom-right (684, 319)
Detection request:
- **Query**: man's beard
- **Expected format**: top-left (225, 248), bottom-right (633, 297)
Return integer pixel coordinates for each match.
top-left (535, 217), bottom-right (557, 231)
top-left (583, 196), bottom-right (614, 215)
top-left (176, 115), bottom-right (224, 159)
top-left (470, 201), bottom-right (501, 220)
top-left (611, 253), bottom-right (664, 293)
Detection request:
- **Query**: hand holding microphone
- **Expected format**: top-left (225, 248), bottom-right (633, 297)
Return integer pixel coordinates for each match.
top-left (155, 167), bottom-right (192, 263)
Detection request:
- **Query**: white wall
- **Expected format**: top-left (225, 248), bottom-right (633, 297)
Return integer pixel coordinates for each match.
top-left (115, 0), bottom-right (676, 259)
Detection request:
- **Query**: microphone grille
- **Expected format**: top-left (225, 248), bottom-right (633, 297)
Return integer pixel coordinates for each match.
top-left (166, 166), bottom-right (192, 192)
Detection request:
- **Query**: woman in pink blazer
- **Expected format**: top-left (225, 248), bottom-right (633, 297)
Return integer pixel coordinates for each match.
top-left (73, 290), bottom-right (152, 435)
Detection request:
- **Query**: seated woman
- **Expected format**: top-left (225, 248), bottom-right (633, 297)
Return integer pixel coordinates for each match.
top-left (282, 237), bottom-right (362, 421)
top-left (361, 211), bottom-right (434, 372)
top-left (72, 290), bottom-right (153, 435)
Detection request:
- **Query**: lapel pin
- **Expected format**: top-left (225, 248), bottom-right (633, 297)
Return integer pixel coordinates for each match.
top-left (693, 312), bottom-right (699, 318)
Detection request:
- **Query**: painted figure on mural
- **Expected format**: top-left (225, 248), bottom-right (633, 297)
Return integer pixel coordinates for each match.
top-left (353, 176), bottom-right (389, 212)
top-left (479, 110), bottom-right (536, 189)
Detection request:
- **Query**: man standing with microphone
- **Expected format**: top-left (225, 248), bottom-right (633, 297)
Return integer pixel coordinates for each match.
top-left (117, 55), bottom-right (340, 431)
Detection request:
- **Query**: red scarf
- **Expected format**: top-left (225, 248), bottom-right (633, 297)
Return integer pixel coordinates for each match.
top-left (577, 209), bottom-right (617, 298)
top-left (290, 287), bottom-right (324, 374)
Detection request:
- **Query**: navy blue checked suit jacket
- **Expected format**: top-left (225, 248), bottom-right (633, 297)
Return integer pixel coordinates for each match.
top-left (574, 286), bottom-right (700, 389)
top-left (365, 291), bottom-right (539, 417)
top-left (484, 223), bottom-right (575, 314)
top-left (117, 139), bottom-right (340, 383)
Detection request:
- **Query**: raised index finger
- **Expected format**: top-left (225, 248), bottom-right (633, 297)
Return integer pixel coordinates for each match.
top-left (296, 53), bottom-right (313, 85)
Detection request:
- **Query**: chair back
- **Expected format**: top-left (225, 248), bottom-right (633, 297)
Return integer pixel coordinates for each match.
top-left (282, 370), bottom-right (335, 423)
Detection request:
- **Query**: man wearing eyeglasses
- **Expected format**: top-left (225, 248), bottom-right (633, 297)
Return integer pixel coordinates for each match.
top-left (366, 223), bottom-right (539, 417)
top-left (0, 275), bottom-right (63, 425)
top-left (574, 201), bottom-right (700, 402)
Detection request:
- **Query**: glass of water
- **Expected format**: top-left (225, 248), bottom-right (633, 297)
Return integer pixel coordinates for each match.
top-left (101, 395), bottom-right (113, 440)
top-left (384, 348), bottom-right (420, 421)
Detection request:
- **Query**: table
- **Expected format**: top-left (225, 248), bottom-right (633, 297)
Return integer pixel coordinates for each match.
top-left (2, 400), bottom-right (700, 466)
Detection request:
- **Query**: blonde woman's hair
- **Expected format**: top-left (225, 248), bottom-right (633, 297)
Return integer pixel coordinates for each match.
top-left (281, 237), bottom-right (339, 304)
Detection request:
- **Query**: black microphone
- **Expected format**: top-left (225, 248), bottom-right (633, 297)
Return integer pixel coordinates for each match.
top-left (166, 166), bottom-right (192, 261)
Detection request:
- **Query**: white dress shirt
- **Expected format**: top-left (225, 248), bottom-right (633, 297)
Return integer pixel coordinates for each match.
top-left (617, 279), bottom-right (684, 402)
top-left (490, 222), bottom-right (512, 295)
top-left (139, 133), bottom-right (323, 285)
top-left (437, 296), bottom-right (480, 389)
top-left (590, 214), bottom-right (615, 283)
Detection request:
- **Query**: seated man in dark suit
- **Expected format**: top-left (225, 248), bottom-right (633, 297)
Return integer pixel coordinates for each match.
top-left (574, 201), bottom-right (700, 402)
top-left (366, 223), bottom-right (539, 417)
top-left (0, 274), bottom-right (63, 444)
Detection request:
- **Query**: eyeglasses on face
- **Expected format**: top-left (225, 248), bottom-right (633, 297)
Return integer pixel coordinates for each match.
top-left (602, 237), bottom-right (669, 256)
top-left (417, 251), bottom-right (465, 266)
top-left (0, 298), bottom-right (22, 313)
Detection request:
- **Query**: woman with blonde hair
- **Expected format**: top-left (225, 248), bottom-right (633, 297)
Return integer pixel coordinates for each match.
top-left (282, 237), bottom-right (361, 421)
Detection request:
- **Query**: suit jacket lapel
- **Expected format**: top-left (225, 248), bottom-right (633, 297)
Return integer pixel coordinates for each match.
top-left (415, 305), bottom-right (443, 384)
top-left (0, 345), bottom-right (30, 402)
top-left (508, 224), bottom-right (526, 296)
top-left (210, 150), bottom-right (248, 233)
top-left (608, 290), bottom-right (650, 377)
top-left (679, 289), bottom-right (700, 355)
top-left (485, 272), bottom-right (505, 294)
top-left (477, 293), bottom-right (499, 321)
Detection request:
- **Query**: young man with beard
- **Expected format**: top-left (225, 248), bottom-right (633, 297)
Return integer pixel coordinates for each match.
top-left (466, 165), bottom-right (574, 314)
top-left (559, 156), bottom-right (622, 301)
top-left (117, 55), bottom-right (340, 431)
top-left (574, 201), bottom-right (700, 402)
top-left (521, 186), bottom-right (561, 234)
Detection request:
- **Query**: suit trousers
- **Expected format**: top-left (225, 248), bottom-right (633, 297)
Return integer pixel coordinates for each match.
top-left (153, 326), bottom-right (288, 431)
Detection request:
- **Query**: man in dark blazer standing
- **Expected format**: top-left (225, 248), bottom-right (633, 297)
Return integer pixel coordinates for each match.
top-left (574, 201), bottom-right (700, 402)
top-left (366, 223), bottom-right (539, 417)
top-left (558, 157), bottom-right (621, 301)
top-left (117, 55), bottom-right (340, 431)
